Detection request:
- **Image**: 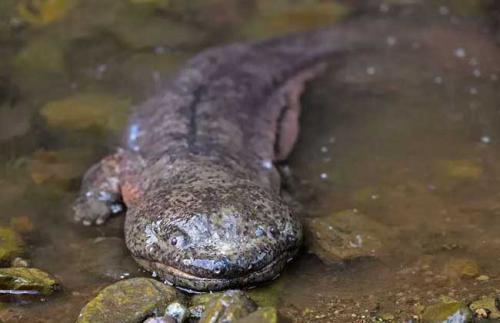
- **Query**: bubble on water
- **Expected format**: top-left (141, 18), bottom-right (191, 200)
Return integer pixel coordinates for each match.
top-left (481, 136), bottom-right (491, 144)
top-left (328, 136), bottom-right (336, 144)
top-left (469, 58), bottom-right (478, 66)
top-left (454, 48), bottom-right (466, 58)
top-left (366, 66), bottom-right (376, 75)
top-left (439, 6), bottom-right (449, 15)
top-left (320, 146), bottom-right (328, 153)
top-left (261, 159), bottom-right (273, 170)
top-left (469, 87), bottom-right (478, 95)
top-left (433, 76), bottom-right (443, 84)
top-left (95, 64), bottom-right (107, 79)
top-left (154, 46), bottom-right (165, 55)
top-left (386, 36), bottom-right (397, 47)
top-left (320, 173), bottom-right (328, 180)
top-left (371, 194), bottom-right (379, 200)
top-left (379, 3), bottom-right (389, 13)
top-left (473, 69), bottom-right (481, 78)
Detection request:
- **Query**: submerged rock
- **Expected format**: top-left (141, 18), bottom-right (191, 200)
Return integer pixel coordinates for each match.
top-left (421, 299), bottom-right (472, 323)
top-left (443, 258), bottom-right (480, 280)
top-left (0, 226), bottom-right (24, 264)
top-left (0, 267), bottom-right (60, 299)
top-left (199, 290), bottom-right (257, 323)
top-left (0, 104), bottom-right (31, 142)
top-left (29, 148), bottom-right (95, 188)
top-left (247, 278), bottom-right (284, 308)
top-left (238, 307), bottom-right (278, 323)
top-left (17, 0), bottom-right (77, 26)
top-left (305, 210), bottom-right (389, 264)
top-left (40, 93), bottom-right (131, 132)
top-left (76, 278), bottom-right (181, 323)
top-left (469, 297), bottom-right (500, 320)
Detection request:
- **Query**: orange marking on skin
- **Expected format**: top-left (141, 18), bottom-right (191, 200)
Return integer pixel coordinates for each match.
top-left (121, 182), bottom-right (141, 205)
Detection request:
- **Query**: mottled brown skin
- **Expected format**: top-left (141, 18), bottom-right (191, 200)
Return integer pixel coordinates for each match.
top-left (73, 21), bottom-right (385, 291)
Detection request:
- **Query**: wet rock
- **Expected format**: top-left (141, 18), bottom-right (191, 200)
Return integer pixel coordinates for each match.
top-left (40, 93), bottom-right (131, 132)
top-left (469, 297), bottom-right (500, 320)
top-left (199, 290), bottom-right (257, 323)
top-left (0, 267), bottom-right (60, 299)
top-left (76, 278), bottom-right (181, 323)
top-left (443, 258), bottom-right (480, 280)
top-left (238, 307), bottom-right (278, 323)
top-left (421, 299), bottom-right (472, 323)
top-left (165, 302), bottom-right (188, 323)
top-left (17, 0), bottom-right (77, 26)
top-left (0, 226), bottom-right (24, 264)
top-left (305, 210), bottom-right (389, 264)
top-left (190, 292), bottom-right (221, 320)
top-left (76, 237), bottom-right (140, 281)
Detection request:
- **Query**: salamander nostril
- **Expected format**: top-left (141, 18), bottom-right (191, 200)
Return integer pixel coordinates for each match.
top-left (213, 262), bottom-right (226, 275)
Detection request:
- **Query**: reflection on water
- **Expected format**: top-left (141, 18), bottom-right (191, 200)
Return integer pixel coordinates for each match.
top-left (0, 0), bottom-right (499, 322)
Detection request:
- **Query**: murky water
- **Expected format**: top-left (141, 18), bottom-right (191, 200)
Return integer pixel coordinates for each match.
top-left (1, 0), bottom-right (499, 322)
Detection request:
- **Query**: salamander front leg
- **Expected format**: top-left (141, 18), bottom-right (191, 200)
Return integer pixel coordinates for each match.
top-left (73, 151), bottom-right (126, 226)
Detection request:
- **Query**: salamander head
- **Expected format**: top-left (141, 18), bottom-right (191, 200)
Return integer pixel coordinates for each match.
top-left (125, 161), bottom-right (302, 292)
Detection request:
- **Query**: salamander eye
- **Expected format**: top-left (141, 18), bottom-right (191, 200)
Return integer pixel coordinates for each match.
top-left (168, 230), bottom-right (190, 248)
top-left (268, 225), bottom-right (279, 238)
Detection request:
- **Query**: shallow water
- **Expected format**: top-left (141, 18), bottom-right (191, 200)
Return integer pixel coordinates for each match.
top-left (0, 0), bottom-right (499, 322)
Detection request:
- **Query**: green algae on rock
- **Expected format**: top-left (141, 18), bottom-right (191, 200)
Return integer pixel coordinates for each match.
top-left (305, 210), bottom-right (389, 264)
top-left (0, 267), bottom-right (60, 297)
top-left (17, 0), bottom-right (77, 26)
top-left (40, 93), bottom-right (131, 132)
top-left (76, 278), bottom-right (181, 323)
top-left (199, 290), bottom-right (257, 323)
top-left (443, 257), bottom-right (480, 280)
top-left (238, 0), bottom-right (351, 40)
top-left (247, 277), bottom-right (285, 308)
top-left (0, 227), bottom-right (24, 265)
top-left (421, 299), bottom-right (472, 323)
top-left (238, 307), bottom-right (278, 323)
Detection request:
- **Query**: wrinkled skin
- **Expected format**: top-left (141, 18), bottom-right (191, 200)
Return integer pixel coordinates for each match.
top-left (73, 20), bottom-right (387, 291)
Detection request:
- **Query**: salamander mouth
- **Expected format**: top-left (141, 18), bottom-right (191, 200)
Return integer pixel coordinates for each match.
top-left (133, 248), bottom-right (298, 292)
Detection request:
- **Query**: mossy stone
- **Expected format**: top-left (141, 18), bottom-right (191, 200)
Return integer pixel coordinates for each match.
top-left (199, 290), bottom-right (257, 323)
top-left (0, 267), bottom-right (60, 296)
top-left (0, 227), bottom-right (24, 264)
top-left (421, 300), bottom-right (472, 323)
top-left (76, 278), bottom-right (181, 323)
top-left (238, 307), bottom-right (278, 323)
